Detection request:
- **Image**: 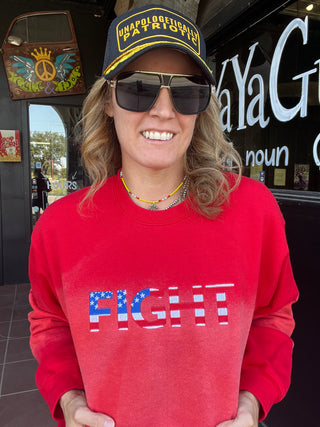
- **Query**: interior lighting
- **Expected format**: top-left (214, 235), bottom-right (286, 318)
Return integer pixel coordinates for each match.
top-left (306, 4), bottom-right (314, 11)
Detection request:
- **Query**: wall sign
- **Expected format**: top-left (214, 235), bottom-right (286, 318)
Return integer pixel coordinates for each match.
top-left (216, 16), bottom-right (320, 168)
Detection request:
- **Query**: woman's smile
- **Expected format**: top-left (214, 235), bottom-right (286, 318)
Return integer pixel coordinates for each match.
top-left (141, 130), bottom-right (174, 141)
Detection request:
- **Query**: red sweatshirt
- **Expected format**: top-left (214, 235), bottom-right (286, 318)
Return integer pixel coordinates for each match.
top-left (29, 173), bottom-right (298, 426)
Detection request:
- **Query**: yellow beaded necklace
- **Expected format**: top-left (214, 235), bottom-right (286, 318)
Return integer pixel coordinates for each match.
top-left (120, 170), bottom-right (186, 210)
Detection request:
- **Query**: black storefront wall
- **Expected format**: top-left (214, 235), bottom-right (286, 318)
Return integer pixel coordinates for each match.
top-left (0, 91), bottom-right (31, 284)
top-left (0, 0), bottom-right (111, 285)
top-left (270, 200), bottom-right (320, 427)
top-left (211, 1), bottom-right (320, 426)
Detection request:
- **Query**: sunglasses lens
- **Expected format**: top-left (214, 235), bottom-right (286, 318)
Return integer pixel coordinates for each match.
top-left (114, 72), bottom-right (211, 115)
top-left (116, 72), bottom-right (160, 112)
top-left (170, 75), bottom-right (211, 115)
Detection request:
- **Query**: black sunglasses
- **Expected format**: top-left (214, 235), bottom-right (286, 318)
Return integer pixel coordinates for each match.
top-left (107, 71), bottom-right (212, 115)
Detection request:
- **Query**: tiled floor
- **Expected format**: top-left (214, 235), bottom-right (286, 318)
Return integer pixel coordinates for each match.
top-left (0, 283), bottom-right (55, 426)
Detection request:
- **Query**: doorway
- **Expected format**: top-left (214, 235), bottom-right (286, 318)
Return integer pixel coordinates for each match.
top-left (29, 103), bottom-right (85, 227)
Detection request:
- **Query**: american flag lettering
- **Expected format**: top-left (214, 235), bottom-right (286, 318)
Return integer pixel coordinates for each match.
top-left (90, 291), bottom-right (113, 332)
top-left (117, 290), bottom-right (128, 330)
top-left (89, 284), bottom-right (234, 332)
top-left (131, 288), bottom-right (166, 329)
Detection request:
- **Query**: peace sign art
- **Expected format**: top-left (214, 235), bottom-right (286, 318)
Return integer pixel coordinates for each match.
top-left (1, 11), bottom-right (86, 100)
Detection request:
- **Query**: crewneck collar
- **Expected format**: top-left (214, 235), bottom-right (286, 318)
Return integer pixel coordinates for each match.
top-left (113, 170), bottom-right (192, 225)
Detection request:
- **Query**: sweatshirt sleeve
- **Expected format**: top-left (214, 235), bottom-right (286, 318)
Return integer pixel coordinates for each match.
top-left (239, 192), bottom-right (299, 420)
top-left (28, 219), bottom-right (84, 421)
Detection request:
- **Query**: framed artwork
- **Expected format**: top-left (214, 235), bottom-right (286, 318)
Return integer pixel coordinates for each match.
top-left (0, 130), bottom-right (21, 162)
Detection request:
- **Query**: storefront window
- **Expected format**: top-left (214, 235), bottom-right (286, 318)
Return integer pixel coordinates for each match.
top-left (215, 0), bottom-right (320, 192)
top-left (29, 104), bottom-right (85, 226)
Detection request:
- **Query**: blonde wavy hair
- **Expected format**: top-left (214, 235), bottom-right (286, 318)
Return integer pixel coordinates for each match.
top-left (80, 77), bottom-right (242, 218)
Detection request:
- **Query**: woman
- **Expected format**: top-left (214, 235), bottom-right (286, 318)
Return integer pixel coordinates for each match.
top-left (29, 5), bottom-right (298, 427)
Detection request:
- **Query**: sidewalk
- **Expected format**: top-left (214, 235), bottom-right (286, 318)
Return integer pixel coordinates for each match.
top-left (0, 283), bottom-right (55, 426)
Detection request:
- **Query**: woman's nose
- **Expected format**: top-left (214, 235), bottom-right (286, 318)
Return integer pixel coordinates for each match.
top-left (149, 87), bottom-right (176, 118)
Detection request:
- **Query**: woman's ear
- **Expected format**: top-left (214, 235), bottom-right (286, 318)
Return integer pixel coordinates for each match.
top-left (105, 100), bottom-right (114, 117)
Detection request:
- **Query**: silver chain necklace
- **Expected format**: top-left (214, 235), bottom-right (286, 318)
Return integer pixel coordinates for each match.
top-left (165, 176), bottom-right (190, 210)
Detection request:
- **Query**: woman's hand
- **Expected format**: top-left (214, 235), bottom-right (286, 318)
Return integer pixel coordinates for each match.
top-left (60, 389), bottom-right (115, 427)
top-left (216, 391), bottom-right (260, 427)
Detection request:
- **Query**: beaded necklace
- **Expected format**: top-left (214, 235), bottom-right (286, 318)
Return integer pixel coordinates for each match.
top-left (120, 170), bottom-right (187, 210)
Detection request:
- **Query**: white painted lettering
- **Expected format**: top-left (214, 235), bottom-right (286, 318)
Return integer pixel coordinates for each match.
top-left (247, 74), bottom-right (270, 128)
top-left (276, 146), bottom-right (289, 166)
top-left (245, 146), bottom-right (289, 167)
top-left (216, 59), bottom-right (229, 95)
top-left (292, 67), bottom-right (317, 117)
top-left (269, 17), bottom-right (309, 122)
top-left (313, 133), bottom-right (320, 166)
top-left (315, 59), bottom-right (320, 104)
top-left (219, 89), bottom-right (232, 132)
top-left (246, 150), bottom-right (255, 167)
top-left (255, 150), bottom-right (265, 166)
top-left (265, 149), bottom-right (276, 166)
top-left (231, 42), bottom-right (259, 130)
top-left (217, 15), bottom-right (320, 166)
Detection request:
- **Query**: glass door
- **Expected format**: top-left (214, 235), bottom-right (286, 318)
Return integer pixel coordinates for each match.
top-left (29, 103), bottom-right (85, 227)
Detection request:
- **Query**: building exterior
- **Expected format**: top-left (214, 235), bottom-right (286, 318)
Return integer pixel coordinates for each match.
top-left (0, 0), bottom-right (318, 425)
top-left (200, 1), bottom-right (319, 426)
top-left (0, 0), bottom-right (115, 285)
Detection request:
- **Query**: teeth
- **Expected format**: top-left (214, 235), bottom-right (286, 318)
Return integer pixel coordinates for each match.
top-left (142, 131), bottom-right (173, 141)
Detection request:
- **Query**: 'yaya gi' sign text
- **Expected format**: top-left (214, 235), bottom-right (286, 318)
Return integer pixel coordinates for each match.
top-left (216, 16), bottom-right (320, 168)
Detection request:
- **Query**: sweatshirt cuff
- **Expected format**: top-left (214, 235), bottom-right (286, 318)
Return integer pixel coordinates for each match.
top-left (240, 370), bottom-right (282, 421)
top-left (36, 363), bottom-right (84, 421)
